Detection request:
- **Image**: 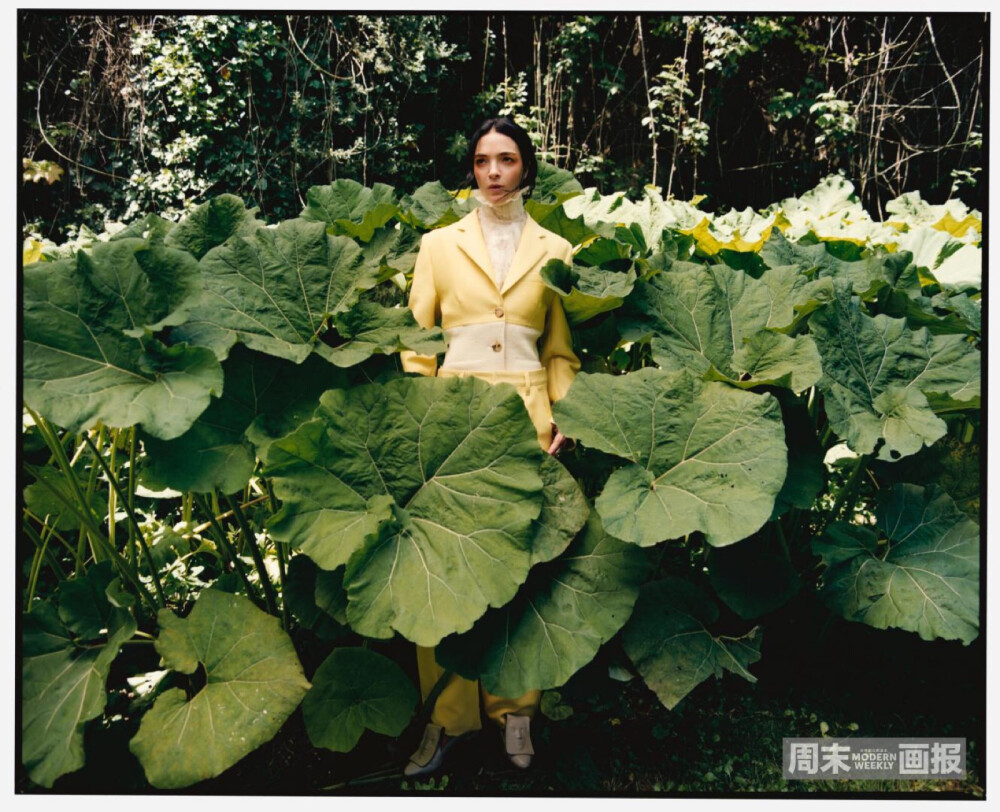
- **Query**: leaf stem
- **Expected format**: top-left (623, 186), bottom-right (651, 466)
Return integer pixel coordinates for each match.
top-left (83, 427), bottom-right (105, 564)
top-left (193, 492), bottom-right (261, 606)
top-left (24, 410), bottom-right (158, 612)
top-left (127, 428), bottom-right (138, 566)
top-left (106, 425), bottom-right (118, 549)
top-left (223, 492), bottom-right (279, 616)
top-left (23, 460), bottom-right (158, 613)
top-left (22, 521), bottom-right (66, 608)
top-left (262, 478), bottom-right (289, 630)
top-left (22, 511), bottom-right (83, 569)
top-left (81, 432), bottom-right (166, 607)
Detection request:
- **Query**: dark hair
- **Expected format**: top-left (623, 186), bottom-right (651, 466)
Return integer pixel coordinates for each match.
top-left (462, 117), bottom-right (538, 196)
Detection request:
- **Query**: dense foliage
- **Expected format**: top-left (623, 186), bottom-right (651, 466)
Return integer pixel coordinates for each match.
top-left (20, 166), bottom-right (981, 789)
top-left (22, 13), bottom-right (984, 243)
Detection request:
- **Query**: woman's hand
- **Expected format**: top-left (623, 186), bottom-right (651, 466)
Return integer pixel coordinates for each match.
top-left (547, 423), bottom-right (571, 456)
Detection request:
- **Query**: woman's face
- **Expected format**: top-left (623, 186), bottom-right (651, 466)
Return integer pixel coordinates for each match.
top-left (473, 129), bottom-right (523, 204)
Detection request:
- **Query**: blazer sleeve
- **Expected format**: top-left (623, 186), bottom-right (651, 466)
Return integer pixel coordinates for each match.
top-left (400, 232), bottom-right (441, 377)
top-left (539, 243), bottom-right (581, 403)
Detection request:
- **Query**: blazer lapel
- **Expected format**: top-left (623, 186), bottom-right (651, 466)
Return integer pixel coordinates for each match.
top-left (501, 215), bottom-right (550, 294)
top-left (454, 211), bottom-right (496, 287)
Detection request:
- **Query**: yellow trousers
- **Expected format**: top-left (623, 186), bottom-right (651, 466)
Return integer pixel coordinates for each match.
top-left (418, 367), bottom-right (551, 734)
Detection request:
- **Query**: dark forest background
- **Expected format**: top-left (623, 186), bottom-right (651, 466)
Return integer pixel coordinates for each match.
top-left (20, 12), bottom-right (986, 242)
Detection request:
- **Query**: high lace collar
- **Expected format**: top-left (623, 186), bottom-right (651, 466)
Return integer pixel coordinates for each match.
top-left (473, 187), bottom-right (528, 224)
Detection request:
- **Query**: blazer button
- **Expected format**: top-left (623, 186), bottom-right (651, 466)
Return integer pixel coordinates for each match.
top-left (494, 306), bottom-right (504, 318)
top-left (492, 341), bottom-right (502, 352)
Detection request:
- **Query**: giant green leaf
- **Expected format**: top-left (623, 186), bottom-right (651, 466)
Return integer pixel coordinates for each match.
top-left (437, 513), bottom-right (647, 697)
top-left (266, 376), bottom-right (548, 646)
top-left (529, 203), bottom-right (608, 248)
top-left (397, 182), bottom-right (475, 230)
top-left (174, 218), bottom-right (382, 363)
top-left (622, 577), bottom-right (762, 710)
top-left (540, 258), bottom-right (634, 326)
top-left (361, 222), bottom-right (423, 276)
top-left (531, 161), bottom-right (585, 206)
top-left (620, 261), bottom-right (823, 392)
top-left (129, 589), bottom-right (310, 789)
top-left (320, 302), bottom-right (445, 367)
top-left (140, 346), bottom-right (346, 493)
top-left (56, 562), bottom-right (125, 641)
top-left (302, 647), bottom-right (418, 752)
top-left (164, 194), bottom-right (261, 260)
top-left (23, 240), bottom-right (222, 439)
top-left (759, 230), bottom-right (890, 300)
top-left (553, 369), bottom-right (787, 547)
top-left (574, 237), bottom-right (634, 267)
top-left (110, 213), bottom-right (176, 244)
top-left (22, 567), bottom-right (136, 788)
top-left (812, 484), bottom-right (979, 644)
top-left (810, 284), bottom-right (980, 460)
top-left (529, 455), bottom-right (590, 566)
top-left (300, 179), bottom-right (398, 241)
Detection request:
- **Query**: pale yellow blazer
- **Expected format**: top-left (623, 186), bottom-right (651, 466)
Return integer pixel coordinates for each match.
top-left (400, 209), bottom-right (580, 403)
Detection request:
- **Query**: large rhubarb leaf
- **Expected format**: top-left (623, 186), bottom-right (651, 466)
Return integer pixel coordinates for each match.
top-left (620, 261), bottom-right (823, 392)
top-left (553, 369), bottom-right (787, 547)
top-left (810, 284), bottom-right (980, 460)
top-left (164, 194), bottom-right (261, 259)
top-left (175, 218), bottom-right (382, 362)
top-left (812, 483), bottom-right (979, 644)
top-left (437, 513), bottom-right (647, 697)
top-left (529, 455), bottom-right (590, 566)
top-left (129, 590), bottom-right (310, 789)
top-left (622, 577), bottom-right (762, 710)
top-left (540, 258), bottom-right (634, 326)
top-left (266, 376), bottom-right (563, 646)
top-left (759, 230), bottom-right (890, 300)
top-left (398, 182), bottom-right (475, 230)
top-left (320, 302), bottom-right (445, 367)
top-left (360, 222), bottom-right (423, 275)
top-left (140, 346), bottom-right (345, 493)
top-left (300, 179), bottom-right (398, 241)
top-left (22, 565), bottom-right (136, 788)
top-left (23, 239), bottom-right (221, 439)
top-left (302, 647), bottom-right (418, 752)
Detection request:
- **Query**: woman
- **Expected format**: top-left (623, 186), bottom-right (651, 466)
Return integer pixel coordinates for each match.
top-left (400, 117), bottom-right (580, 775)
